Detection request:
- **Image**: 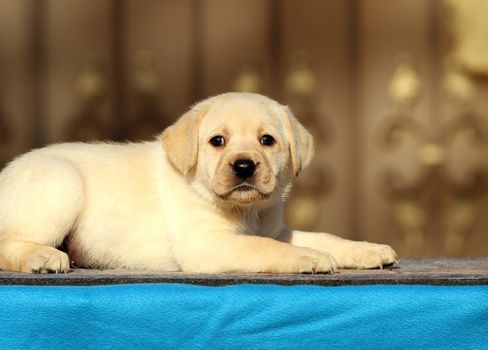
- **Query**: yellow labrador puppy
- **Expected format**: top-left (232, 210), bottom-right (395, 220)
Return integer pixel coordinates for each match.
top-left (0, 93), bottom-right (398, 274)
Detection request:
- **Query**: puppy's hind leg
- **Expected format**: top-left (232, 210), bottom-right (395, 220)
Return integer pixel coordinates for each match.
top-left (0, 154), bottom-right (84, 273)
top-left (0, 241), bottom-right (71, 273)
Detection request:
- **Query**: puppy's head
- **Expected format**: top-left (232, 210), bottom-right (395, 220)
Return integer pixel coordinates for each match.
top-left (162, 93), bottom-right (314, 207)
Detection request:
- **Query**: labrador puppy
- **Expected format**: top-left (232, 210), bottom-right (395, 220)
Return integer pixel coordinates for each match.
top-left (0, 92), bottom-right (398, 274)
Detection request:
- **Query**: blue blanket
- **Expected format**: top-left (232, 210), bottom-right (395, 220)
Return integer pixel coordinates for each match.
top-left (1, 284), bottom-right (487, 349)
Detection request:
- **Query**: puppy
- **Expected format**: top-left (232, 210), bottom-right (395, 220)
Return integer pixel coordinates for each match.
top-left (0, 93), bottom-right (398, 274)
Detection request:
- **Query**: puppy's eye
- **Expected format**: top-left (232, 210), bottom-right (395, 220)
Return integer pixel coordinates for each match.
top-left (210, 135), bottom-right (225, 147)
top-left (260, 135), bottom-right (275, 146)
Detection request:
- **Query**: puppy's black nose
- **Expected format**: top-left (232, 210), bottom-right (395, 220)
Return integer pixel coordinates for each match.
top-left (233, 159), bottom-right (256, 179)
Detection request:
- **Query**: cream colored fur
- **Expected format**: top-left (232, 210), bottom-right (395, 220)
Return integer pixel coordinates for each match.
top-left (0, 92), bottom-right (398, 274)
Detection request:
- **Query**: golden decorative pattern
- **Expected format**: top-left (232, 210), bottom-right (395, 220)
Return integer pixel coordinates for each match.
top-left (445, 0), bottom-right (488, 75)
top-left (284, 52), bottom-right (333, 231)
top-left (67, 61), bottom-right (109, 141)
top-left (233, 60), bottom-right (263, 93)
top-left (388, 61), bottom-right (421, 108)
top-left (129, 50), bottom-right (170, 140)
top-left (380, 61), bottom-right (487, 256)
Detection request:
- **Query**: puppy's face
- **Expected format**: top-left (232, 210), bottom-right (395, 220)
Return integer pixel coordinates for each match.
top-left (197, 100), bottom-right (286, 204)
top-left (162, 93), bottom-right (314, 207)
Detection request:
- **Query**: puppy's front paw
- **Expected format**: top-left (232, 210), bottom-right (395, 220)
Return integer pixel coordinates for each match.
top-left (24, 246), bottom-right (70, 274)
top-left (283, 248), bottom-right (337, 274)
top-left (335, 242), bottom-right (399, 269)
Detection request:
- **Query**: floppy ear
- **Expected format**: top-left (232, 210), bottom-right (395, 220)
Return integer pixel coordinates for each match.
top-left (282, 106), bottom-right (315, 177)
top-left (162, 101), bottom-right (211, 176)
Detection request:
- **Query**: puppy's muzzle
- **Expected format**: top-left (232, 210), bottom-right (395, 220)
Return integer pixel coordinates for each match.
top-left (232, 159), bottom-right (256, 179)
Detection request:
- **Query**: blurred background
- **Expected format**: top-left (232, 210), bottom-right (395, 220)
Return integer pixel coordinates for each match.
top-left (0, 0), bottom-right (487, 257)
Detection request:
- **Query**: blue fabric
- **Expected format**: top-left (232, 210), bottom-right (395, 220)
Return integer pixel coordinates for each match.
top-left (0, 284), bottom-right (487, 350)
